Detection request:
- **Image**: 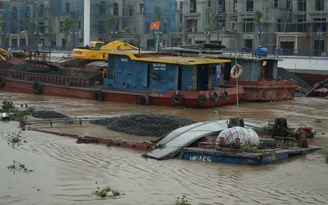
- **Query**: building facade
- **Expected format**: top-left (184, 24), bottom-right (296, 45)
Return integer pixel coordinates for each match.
top-left (0, 0), bottom-right (327, 56)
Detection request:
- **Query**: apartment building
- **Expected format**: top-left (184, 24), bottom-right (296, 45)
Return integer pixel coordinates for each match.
top-left (0, 0), bottom-right (326, 55)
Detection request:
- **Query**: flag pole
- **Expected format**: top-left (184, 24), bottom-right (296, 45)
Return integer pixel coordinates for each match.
top-left (156, 30), bottom-right (159, 53)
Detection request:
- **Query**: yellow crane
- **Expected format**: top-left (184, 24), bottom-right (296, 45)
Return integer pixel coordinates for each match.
top-left (72, 40), bottom-right (138, 61)
top-left (0, 48), bottom-right (8, 61)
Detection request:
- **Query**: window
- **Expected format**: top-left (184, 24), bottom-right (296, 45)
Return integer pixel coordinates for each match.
top-left (139, 3), bottom-right (144, 13)
top-left (219, 0), bottom-right (225, 13)
top-left (25, 6), bottom-right (30, 18)
top-left (298, 0), bottom-right (306, 12)
top-left (129, 6), bottom-right (133, 16)
top-left (60, 21), bottom-right (63, 32)
top-left (190, 0), bottom-right (196, 13)
top-left (38, 22), bottom-right (45, 34)
top-left (277, 19), bottom-right (281, 32)
top-left (99, 1), bottom-right (106, 15)
top-left (234, 0), bottom-right (237, 12)
top-left (244, 18), bottom-right (254, 32)
top-left (274, 0), bottom-right (278, 8)
top-left (39, 4), bottom-right (44, 17)
top-left (297, 17), bottom-right (306, 32)
top-left (114, 3), bottom-right (118, 16)
top-left (98, 21), bottom-right (105, 34)
top-left (286, 0), bottom-right (292, 11)
top-left (246, 0), bottom-right (253, 11)
top-left (65, 2), bottom-right (69, 13)
top-left (313, 19), bottom-right (326, 32)
top-left (315, 0), bottom-right (324, 11)
top-left (12, 6), bottom-right (17, 19)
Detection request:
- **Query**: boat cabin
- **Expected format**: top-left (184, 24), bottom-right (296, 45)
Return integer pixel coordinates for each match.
top-left (217, 54), bottom-right (281, 82)
top-left (102, 50), bottom-right (231, 93)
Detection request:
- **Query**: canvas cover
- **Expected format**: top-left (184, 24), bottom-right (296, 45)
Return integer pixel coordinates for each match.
top-left (215, 126), bottom-right (260, 146)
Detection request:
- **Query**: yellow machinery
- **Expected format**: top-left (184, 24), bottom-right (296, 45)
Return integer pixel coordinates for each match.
top-left (72, 40), bottom-right (138, 61)
top-left (0, 48), bottom-right (8, 61)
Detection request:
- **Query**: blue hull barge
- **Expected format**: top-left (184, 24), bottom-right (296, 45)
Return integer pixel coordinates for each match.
top-left (100, 49), bottom-right (243, 108)
top-left (145, 118), bottom-right (320, 165)
top-left (179, 146), bottom-right (321, 166)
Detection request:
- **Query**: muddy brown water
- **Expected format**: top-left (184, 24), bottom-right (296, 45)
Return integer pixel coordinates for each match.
top-left (0, 92), bottom-right (327, 205)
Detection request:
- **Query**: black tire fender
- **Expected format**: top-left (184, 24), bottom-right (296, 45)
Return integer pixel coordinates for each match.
top-left (221, 90), bottom-right (229, 100)
top-left (171, 92), bottom-right (184, 104)
top-left (210, 91), bottom-right (219, 101)
top-left (93, 90), bottom-right (104, 101)
top-left (32, 81), bottom-right (43, 94)
top-left (138, 95), bottom-right (150, 105)
top-left (197, 94), bottom-right (207, 104)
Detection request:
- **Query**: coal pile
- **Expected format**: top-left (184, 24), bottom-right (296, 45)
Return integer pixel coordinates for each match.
top-left (31, 110), bottom-right (69, 118)
top-left (90, 114), bottom-right (196, 137)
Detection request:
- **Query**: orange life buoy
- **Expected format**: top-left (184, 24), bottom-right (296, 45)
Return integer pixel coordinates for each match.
top-left (230, 64), bottom-right (243, 79)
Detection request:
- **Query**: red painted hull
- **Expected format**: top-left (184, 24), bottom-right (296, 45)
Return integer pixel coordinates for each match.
top-left (0, 77), bottom-right (244, 108)
top-left (223, 79), bottom-right (297, 101)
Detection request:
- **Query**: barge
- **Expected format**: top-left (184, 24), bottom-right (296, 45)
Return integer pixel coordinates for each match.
top-left (145, 118), bottom-right (320, 165)
top-left (161, 46), bottom-right (298, 101)
top-left (0, 50), bottom-right (243, 108)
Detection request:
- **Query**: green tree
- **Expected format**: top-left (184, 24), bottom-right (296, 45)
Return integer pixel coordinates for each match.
top-left (105, 14), bottom-right (117, 40)
top-left (255, 10), bottom-right (263, 27)
top-left (63, 17), bottom-right (75, 48)
top-left (204, 7), bottom-right (217, 43)
top-left (255, 10), bottom-right (264, 44)
top-left (205, 8), bottom-right (217, 32)
top-left (27, 20), bottom-right (37, 48)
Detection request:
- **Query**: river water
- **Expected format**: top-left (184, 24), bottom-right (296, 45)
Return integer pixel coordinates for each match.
top-left (0, 92), bottom-right (327, 205)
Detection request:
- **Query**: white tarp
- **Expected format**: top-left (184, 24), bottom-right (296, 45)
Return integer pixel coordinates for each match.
top-left (215, 126), bottom-right (260, 146)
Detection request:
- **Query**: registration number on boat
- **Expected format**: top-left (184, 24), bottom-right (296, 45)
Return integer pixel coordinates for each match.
top-left (189, 156), bottom-right (212, 162)
top-left (153, 63), bottom-right (166, 71)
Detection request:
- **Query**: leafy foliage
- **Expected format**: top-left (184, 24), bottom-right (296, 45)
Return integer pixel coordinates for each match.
top-left (1, 100), bottom-right (16, 110)
top-left (1, 100), bottom-right (35, 122)
top-left (242, 145), bottom-right (262, 152)
top-left (175, 196), bottom-right (191, 205)
top-left (93, 181), bottom-right (121, 198)
top-left (275, 139), bottom-right (295, 148)
top-left (63, 17), bottom-right (75, 47)
top-left (7, 160), bottom-right (32, 174)
top-left (105, 14), bottom-right (117, 38)
top-left (7, 131), bottom-right (26, 147)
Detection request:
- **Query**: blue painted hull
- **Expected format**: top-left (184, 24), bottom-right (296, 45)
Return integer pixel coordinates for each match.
top-left (178, 146), bottom-right (321, 165)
